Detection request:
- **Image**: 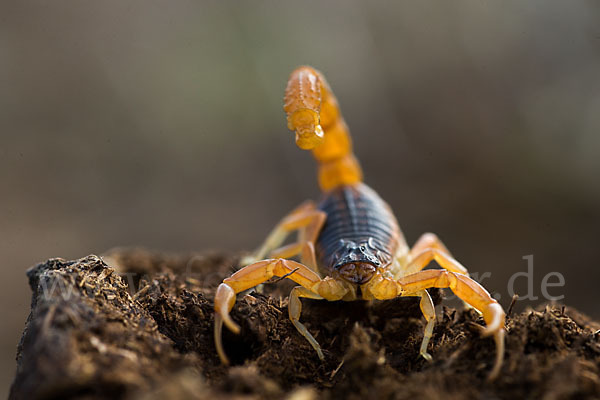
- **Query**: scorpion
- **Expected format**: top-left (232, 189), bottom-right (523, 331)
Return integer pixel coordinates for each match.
top-left (214, 66), bottom-right (506, 380)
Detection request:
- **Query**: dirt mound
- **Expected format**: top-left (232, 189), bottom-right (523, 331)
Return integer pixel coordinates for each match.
top-left (9, 249), bottom-right (600, 399)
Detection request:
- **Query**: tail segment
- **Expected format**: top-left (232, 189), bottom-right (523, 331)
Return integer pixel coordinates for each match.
top-left (284, 66), bottom-right (363, 191)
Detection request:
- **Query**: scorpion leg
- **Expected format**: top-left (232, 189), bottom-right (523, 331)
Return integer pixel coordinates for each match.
top-left (268, 211), bottom-right (325, 271)
top-left (270, 242), bottom-right (319, 271)
top-left (400, 289), bottom-right (436, 361)
top-left (402, 234), bottom-right (469, 276)
top-left (409, 233), bottom-right (452, 259)
top-left (390, 234), bottom-right (461, 360)
top-left (398, 270), bottom-right (505, 380)
top-left (402, 233), bottom-right (474, 311)
top-left (289, 286), bottom-right (325, 359)
top-left (279, 213), bottom-right (340, 360)
top-left (416, 290), bottom-right (436, 361)
top-left (240, 200), bottom-right (319, 266)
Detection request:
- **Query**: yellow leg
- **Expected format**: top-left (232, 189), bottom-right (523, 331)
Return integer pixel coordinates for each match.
top-left (402, 248), bottom-right (469, 277)
top-left (214, 258), bottom-right (348, 364)
top-left (240, 200), bottom-right (323, 266)
top-left (402, 233), bottom-right (474, 312)
top-left (401, 289), bottom-right (436, 361)
top-left (409, 232), bottom-right (452, 258)
top-left (417, 290), bottom-right (436, 361)
top-left (267, 208), bottom-right (325, 271)
top-left (289, 286), bottom-right (324, 359)
top-left (393, 236), bottom-right (443, 360)
top-left (270, 241), bottom-right (319, 271)
top-left (366, 270), bottom-right (505, 380)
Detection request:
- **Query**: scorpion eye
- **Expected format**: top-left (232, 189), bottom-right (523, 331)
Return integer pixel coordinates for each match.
top-left (360, 246), bottom-right (366, 251)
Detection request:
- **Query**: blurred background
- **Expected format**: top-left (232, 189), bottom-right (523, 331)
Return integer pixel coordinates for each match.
top-left (1, 0), bottom-right (599, 394)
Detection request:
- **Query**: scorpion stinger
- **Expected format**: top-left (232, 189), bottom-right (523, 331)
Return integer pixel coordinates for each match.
top-left (214, 66), bottom-right (506, 381)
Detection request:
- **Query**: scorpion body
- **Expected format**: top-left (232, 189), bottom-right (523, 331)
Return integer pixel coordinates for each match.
top-left (214, 66), bottom-right (506, 380)
top-left (315, 183), bottom-right (402, 287)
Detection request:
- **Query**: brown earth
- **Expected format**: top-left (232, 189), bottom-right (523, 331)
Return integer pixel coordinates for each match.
top-left (9, 249), bottom-right (600, 400)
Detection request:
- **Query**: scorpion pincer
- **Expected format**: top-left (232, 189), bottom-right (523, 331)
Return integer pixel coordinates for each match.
top-left (214, 66), bottom-right (506, 380)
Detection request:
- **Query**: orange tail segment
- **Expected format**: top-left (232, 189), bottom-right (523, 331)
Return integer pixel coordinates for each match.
top-left (284, 66), bottom-right (363, 191)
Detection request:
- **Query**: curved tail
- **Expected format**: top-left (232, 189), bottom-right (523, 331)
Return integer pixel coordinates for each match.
top-left (284, 66), bottom-right (363, 191)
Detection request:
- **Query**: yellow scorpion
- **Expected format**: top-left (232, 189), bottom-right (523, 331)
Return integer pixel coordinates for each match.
top-left (214, 66), bottom-right (505, 380)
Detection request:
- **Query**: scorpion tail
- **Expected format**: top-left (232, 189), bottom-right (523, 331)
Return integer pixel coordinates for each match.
top-left (284, 66), bottom-right (363, 191)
